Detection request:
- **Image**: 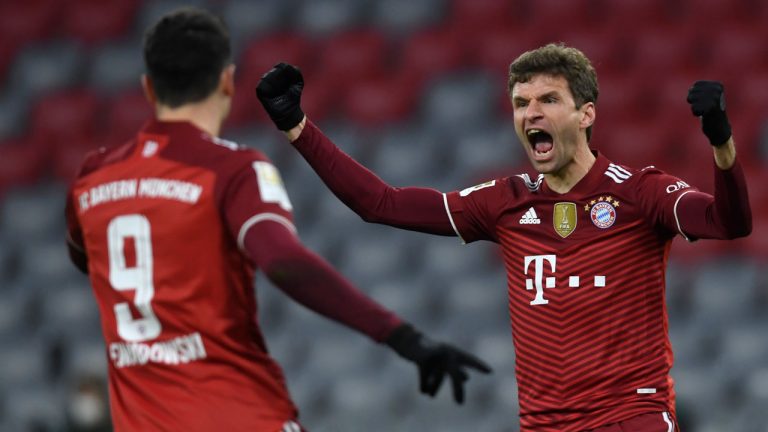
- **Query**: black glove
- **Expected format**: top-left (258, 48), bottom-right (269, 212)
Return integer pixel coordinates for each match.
top-left (256, 62), bottom-right (305, 131)
top-left (686, 80), bottom-right (732, 147)
top-left (385, 323), bottom-right (492, 404)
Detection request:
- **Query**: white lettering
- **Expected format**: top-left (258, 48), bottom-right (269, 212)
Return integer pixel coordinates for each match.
top-left (524, 255), bottom-right (556, 305)
top-left (666, 180), bottom-right (690, 194)
top-left (108, 332), bottom-right (208, 368)
top-left (138, 178), bottom-right (202, 204)
top-left (89, 180), bottom-right (137, 207)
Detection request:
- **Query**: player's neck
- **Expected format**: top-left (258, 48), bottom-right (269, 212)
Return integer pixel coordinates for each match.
top-left (544, 145), bottom-right (596, 194)
top-left (155, 99), bottom-right (225, 137)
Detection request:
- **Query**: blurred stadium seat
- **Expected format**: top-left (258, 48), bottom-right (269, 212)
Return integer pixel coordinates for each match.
top-left (62, 0), bottom-right (139, 45)
top-left (0, 0), bottom-right (766, 430)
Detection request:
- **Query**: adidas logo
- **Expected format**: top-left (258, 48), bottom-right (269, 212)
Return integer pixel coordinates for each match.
top-left (519, 207), bottom-right (541, 224)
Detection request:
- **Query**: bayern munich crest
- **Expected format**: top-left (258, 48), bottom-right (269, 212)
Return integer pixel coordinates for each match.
top-left (584, 196), bottom-right (619, 229)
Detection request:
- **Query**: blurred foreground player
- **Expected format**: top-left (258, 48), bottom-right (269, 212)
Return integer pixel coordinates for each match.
top-left (64, 8), bottom-right (490, 432)
top-left (256, 44), bottom-right (752, 431)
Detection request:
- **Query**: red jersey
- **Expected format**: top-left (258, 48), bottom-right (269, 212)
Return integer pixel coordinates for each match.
top-left (66, 120), bottom-right (299, 431)
top-left (445, 153), bottom-right (693, 431)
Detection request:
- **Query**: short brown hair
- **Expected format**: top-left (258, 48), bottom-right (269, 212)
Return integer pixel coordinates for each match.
top-left (508, 43), bottom-right (598, 140)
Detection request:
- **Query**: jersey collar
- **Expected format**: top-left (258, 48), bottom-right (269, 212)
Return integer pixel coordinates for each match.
top-left (539, 150), bottom-right (612, 197)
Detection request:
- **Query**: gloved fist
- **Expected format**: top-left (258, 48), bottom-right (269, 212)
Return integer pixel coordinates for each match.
top-left (385, 323), bottom-right (492, 404)
top-left (686, 80), bottom-right (732, 147)
top-left (256, 62), bottom-right (305, 131)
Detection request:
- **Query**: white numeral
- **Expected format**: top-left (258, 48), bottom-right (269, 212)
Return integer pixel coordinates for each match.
top-left (107, 215), bottom-right (161, 342)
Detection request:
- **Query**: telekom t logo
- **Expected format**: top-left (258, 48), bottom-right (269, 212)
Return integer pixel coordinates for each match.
top-left (523, 255), bottom-right (606, 306)
top-left (524, 255), bottom-right (556, 305)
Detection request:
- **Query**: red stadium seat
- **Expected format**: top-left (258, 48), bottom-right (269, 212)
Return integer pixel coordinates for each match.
top-left (599, 0), bottom-right (672, 29)
top-left (29, 89), bottom-right (102, 154)
top-left (595, 74), bottom-right (647, 125)
top-left (398, 26), bottom-right (469, 86)
top-left (315, 30), bottom-right (391, 86)
top-left (629, 26), bottom-right (703, 76)
top-left (677, 0), bottom-right (756, 27)
top-left (62, 0), bottom-right (139, 45)
top-left (449, 0), bottom-right (518, 35)
top-left (0, 0), bottom-right (59, 47)
top-left (0, 139), bottom-right (47, 196)
top-left (104, 89), bottom-right (153, 143)
top-left (704, 25), bottom-right (768, 79)
top-left (526, 0), bottom-right (597, 33)
top-left (468, 25), bottom-right (540, 78)
top-left (342, 72), bottom-right (418, 127)
top-left (593, 120), bottom-right (671, 170)
top-left (561, 32), bottom-right (631, 77)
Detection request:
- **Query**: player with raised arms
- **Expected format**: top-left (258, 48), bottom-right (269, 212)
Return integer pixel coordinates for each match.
top-left (256, 44), bottom-right (752, 431)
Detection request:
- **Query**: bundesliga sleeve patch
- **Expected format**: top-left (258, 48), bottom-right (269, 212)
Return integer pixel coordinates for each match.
top-left (459, 180), bottom-right (496, 197)
top-left (253, 161), bottom-right (293, 211)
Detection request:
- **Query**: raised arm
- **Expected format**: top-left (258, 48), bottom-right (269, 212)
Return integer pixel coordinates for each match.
top-left (243, 220), bottom-right (491, 403)
top-left (677, 82), bottom-right (751, 239)
top-left (255, 63), bottom-right (455, 236)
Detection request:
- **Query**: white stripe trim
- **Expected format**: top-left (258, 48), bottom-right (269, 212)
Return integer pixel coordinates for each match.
top-left (606, 165), bottom-right (631, 179)
top-left (442, 193), bottom-right (466, 244)
top-left (609, 163), bottom-right (632, 177)
top-left (237, 213), bottom-right (297, 251)
top-left (673, 190), bottom-right (695, 242)
top-left (662, 411), bottom-right (674, 432)
top-left (604, 171), bottom-right (625, 184)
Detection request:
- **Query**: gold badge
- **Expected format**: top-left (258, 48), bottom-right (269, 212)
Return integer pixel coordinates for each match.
top-left (553, 202), bottom-right (577, 238)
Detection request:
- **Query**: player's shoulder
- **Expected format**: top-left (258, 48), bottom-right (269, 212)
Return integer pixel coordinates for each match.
top-left (76, 139), bottom-right (136, 179)
top-left (181, 134), bottom-right (273, 176)
top-left (199, 135), bottom-right (269, 163)
top-left (602, 158), bottom-right (692, 196)
top-left (458, 173), bottom-right (541, 202)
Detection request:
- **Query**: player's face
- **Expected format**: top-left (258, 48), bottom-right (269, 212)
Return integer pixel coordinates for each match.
top-left (511, 74), bottom-right (593, 175)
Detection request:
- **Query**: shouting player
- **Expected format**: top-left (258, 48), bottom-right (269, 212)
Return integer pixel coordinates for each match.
top-left (256, 44), bottom-right (752, 431)
top-left (64, 8), bottom-right (491, 432)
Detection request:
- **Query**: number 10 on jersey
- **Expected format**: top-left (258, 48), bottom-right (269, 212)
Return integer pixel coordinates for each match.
top-left (107, 214), bottom-right (162, 342)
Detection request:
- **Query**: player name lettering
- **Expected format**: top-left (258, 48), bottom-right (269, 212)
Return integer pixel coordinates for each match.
top-left (79, 178), bottom-right (203, 212)
top-left (109, 331), bottom-right (207, 368)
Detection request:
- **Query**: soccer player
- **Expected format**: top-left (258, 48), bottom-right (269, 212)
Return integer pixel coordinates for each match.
top-left (256, 44), bottom-right (752, 431)
top-left (64, 8), bottom-right (491, 432)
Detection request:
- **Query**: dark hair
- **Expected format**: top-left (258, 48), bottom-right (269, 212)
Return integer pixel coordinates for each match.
top-left (508, 43), bottom-right (598, 140)
top-left (143, 7), bottom-right (231, 108)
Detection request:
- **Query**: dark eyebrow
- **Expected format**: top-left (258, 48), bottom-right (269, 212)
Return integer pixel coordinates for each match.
top-left (538, 91), bottom-right (560, 100)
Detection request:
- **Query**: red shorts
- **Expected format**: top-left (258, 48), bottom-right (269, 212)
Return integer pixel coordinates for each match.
top-left (590, 412), bottom-right (678, 431)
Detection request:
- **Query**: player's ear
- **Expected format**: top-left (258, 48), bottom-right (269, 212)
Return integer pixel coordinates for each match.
top-left (221, 64), bottom-right (236, 98)
top-left (579, 101), bottom-right (595, 130)
top-left (142, 74), bottom-right (157, 105)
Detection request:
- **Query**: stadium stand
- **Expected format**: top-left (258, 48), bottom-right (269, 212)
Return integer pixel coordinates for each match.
top-left (0, 0), bottom-right (765, 430)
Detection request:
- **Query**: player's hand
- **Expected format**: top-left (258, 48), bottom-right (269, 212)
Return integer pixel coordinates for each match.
top-left (686, 80), bottom-right (732, 147)
top-left (385, 323), bottom-right (492, 404)
top-left (256, 62), bottom-right (305, 131)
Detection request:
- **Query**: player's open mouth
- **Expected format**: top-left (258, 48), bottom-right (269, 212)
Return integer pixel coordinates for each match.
top-left (527, 129), bottom-right (554, 156)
